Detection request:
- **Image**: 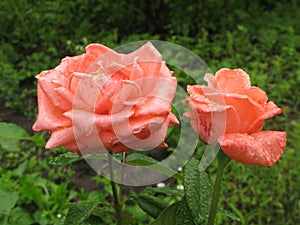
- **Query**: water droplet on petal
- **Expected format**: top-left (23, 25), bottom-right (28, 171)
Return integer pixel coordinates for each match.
top-left (83, 126), bottom-right (93, 136)
top-left (266, 139), bottom-right (272, 146)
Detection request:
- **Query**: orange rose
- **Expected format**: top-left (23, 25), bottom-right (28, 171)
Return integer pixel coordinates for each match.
top-left (33, 42), bottom-right (178, 155)
top-left (184, 68), bottom-right (286, 166)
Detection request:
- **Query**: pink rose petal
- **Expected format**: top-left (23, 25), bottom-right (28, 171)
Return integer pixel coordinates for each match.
top-left (215, 68), bottom-right (251, 92)
top-left (220, 131), bottom-right (286, 166)
top-left (224, 93), bottom-right (265, 132)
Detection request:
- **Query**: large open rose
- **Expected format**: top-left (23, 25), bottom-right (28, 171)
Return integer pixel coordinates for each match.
top-left (184, 68), bottom-right (286, 166)
top-left (33, 42), bottom-right (178, 155)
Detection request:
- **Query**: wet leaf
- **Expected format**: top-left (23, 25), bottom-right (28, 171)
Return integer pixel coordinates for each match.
top-left (150, 202), bottom-right (178, 225)
top-left (135, 194), bottom-right (169, 219)
top-left (184, 158), bottom-right (213, 224)
top-left (49, 153), bottom-right (107, 166)
top-left (64, 202), bottom-right (100, 225)
top-left (49, 152), bottom-right (83, 166)
top-left (175, 198), bottom-right (196, 225)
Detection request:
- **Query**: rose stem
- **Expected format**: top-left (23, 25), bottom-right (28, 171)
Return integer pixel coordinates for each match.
top-left (118, 152), bottom-right (126, 206)
top-left (207, 150), bottom-right (231, 225)
top-left (108, 153), bottom-right (122, 225)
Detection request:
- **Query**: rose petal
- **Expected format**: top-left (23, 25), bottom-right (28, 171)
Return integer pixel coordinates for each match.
top-left (232, 87), bottom-right (268, 106)
top-left (224, 93), bottom-right (265, 132)
top-left (184, 111), bottom-right (211, 143)
top-left (32, 85), bottom-right (71, 131)
top-left (82, 44), bottom-right (111, 73)
top-left (55, 56), bottom-right (82, 78)
top-left (126, 42), bottom-right (162, 76)
top-left (46, 127), bottom-right (75, 149)
top-left (167, 112), bottom-right (179, 126)
top-left (220, 131), bottom-right (286, 166)
top-left (247, 101), bottom-right (282, 133)
top-left (130, 59), bottom-right (145, 80)
top-left (215, 68), bottom-right (251, 92)
top-left (76, 131), bottom-right (114, 154)
top-left (134, 97), bottom-right (171, 117)
top-left (121, 118), bottom-right (169, 150)
top-left (159, 61), bottom-right (174, 77)
top-left (85, 44), bottom-right (111, 60)
top-left (37, 71), bottom-right (72, 111)
top-left (204, 73), bottom-right (218, 89)
top-left (184, 105), bottom-right (235, 144)
top-left (63, 109), bottom-right (134, 132)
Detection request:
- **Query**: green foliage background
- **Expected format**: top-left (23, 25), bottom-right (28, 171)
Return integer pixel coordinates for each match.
top-left (0, 0), bottom-right (300, 224)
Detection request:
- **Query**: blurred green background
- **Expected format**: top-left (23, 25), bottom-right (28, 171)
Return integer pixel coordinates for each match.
top-left (0, 0), bottom-right (299, 224)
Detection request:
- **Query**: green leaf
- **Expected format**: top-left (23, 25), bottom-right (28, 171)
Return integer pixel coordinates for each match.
top-left (0, 122), bottom-right (30, 140)
top-left (64, 202), bottom-right (100, 225)
top-left (0, 123), bottom-right (45, 148)
top-left (8, 207), bottom-right (34, 225)
top-left (0, 189), bottom-right (19, 215)
top-left (126, 152), bottom-right (158, 165)
top-left (49, 152), bottom-right (83, 166)
top-left (33, 209), bottom-right (50, 225)
top-left (149, 187), bottom-right (184, 197)
top-left (20, 174), bottom-right (46, 208)
top-left (12, 161), bottom-right (28, 177)
top-left (49, 152), bottom-right (108, 166)
top-left (81, 215), bottom-right (105, 225)
top-left (91, 205), bottom-right (114, 218)
top-left (174, 198), bottom-right (196, 225)
top-left (184, 158), bottom-right (213, 224)
top-left (151, 202), bottom-right (178, 225)
top-left (126, 152), bottom-right (177, 177)
top-left (218, 207), bottom-right (240, 222)
top-left (135, 194), bottom-right (169, 219)
top-left (0, 139), bottom-right (19, 152)
top-left (29, 134), bottom-right (46, 146)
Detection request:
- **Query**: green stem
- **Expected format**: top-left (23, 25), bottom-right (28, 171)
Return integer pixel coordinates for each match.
top-left (207, 151), bottom-right (231, 225)
top-left (108, 154), bottom-right (122, 225)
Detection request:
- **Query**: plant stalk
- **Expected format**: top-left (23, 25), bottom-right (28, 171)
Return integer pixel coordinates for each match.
top-left (108, 154), bottom-right (122, 225)
top-left (207, 150), bottom-right (231, 225)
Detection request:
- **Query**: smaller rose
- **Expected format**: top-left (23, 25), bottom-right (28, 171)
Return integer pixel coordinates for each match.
top-left (184, 68), bottom-right (286, 166)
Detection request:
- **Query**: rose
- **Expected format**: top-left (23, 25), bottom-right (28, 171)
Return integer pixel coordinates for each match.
top-left (184, 68), bottom-right (286, 166)
top-left (32, 42), bottom-right (178, 155)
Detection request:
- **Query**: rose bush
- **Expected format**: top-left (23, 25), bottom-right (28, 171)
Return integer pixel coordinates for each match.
top-left (33, 42), bottom-right (178, 155)
top-left (184, 68), bottom-right (286, 166)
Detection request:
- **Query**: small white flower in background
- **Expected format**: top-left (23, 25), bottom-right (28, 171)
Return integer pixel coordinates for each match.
top-left (82, 37), bottom-right (88, 44)
top-left (176, 185), bottom-right (184, 190)
top-left (177, 167), bottom-right (182, 171)
top-left (156, 182), bottom-right (166, 188)
top-left (75, 45), bottom-right (84, 52)
top-left (57, 213), bottom-right (62, 218)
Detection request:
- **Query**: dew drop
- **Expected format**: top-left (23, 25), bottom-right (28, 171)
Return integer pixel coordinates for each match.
top-left (83, 127), bottom-right (93, 137)
top-left (266, 139), bottom-right (272, 146)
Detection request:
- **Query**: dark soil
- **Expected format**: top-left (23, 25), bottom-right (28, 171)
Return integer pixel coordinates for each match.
top-left (0, 106), bottom-right (34, 135)
top-left (0, 105), bottom-right (100, 192)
